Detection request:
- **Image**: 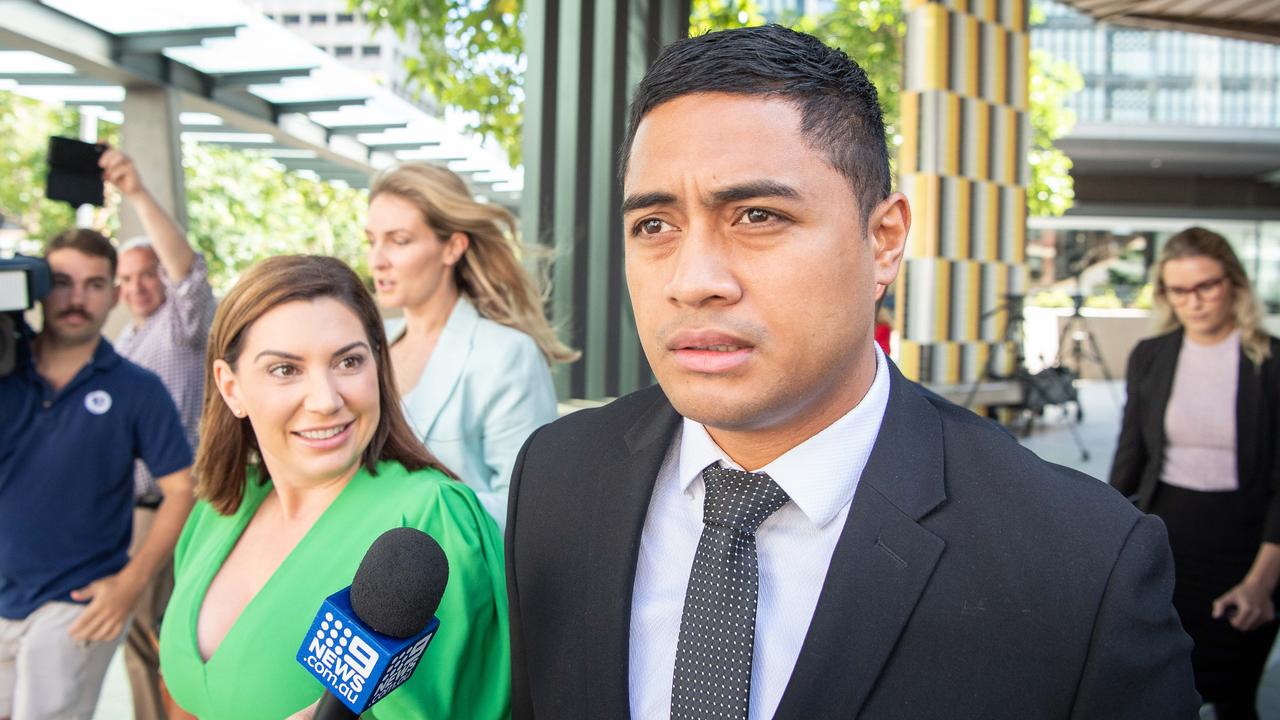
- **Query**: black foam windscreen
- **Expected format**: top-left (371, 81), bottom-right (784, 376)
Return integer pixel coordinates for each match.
top-left (349, 527), bottom-right (450, 639)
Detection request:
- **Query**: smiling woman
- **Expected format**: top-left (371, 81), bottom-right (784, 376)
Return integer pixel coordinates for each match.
top-left (156, 256), bottom-right (510, 720)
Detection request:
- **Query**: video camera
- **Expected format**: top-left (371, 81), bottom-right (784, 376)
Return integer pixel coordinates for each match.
top-left (1, 255), bottom-right (51, 376)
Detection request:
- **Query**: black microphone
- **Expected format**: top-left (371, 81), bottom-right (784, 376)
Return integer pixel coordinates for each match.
top-left (296, 527), bottom-right (450, 719)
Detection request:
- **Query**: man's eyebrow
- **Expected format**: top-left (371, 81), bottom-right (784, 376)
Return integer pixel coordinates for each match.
top-left (621, 191), bottom-right (678, 215)
top-left (707, 180), bottom-right (801, 206)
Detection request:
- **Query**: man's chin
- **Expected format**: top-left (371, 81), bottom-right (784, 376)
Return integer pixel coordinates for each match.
top-left (49, 325), bottom-right (101, 346)
top-left (666, 391), bottom-right (770, 434)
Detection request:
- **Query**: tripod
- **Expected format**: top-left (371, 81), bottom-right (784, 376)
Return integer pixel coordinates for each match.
top-left (963, 294), bottom-right (1092, 460)
top-left (1053, 294), bottom-right (1116, 422)
top-left (962, 294), bottom-right (1027, 410)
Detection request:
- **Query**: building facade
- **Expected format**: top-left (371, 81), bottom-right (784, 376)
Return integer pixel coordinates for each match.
top-left (1029, 0), bottom-right (1280, 310)
top-left (250, 0), bottom-right (431, 112)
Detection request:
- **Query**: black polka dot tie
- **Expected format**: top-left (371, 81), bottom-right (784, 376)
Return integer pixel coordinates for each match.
top-left (671, 464), bottom-right (791, 720)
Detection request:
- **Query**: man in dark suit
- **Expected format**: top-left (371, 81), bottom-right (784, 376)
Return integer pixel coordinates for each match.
top-left (506, 25), bottom-right (1198, 719)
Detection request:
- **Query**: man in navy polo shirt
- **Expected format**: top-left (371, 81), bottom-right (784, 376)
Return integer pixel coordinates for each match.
top-left (0, 229), bottom-right (194, 719)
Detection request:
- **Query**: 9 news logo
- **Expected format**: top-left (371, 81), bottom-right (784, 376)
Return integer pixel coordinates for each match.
top-left (297, 588), bottom-right (440, 713)
top-left (304, 612), bottom-right (379, 702)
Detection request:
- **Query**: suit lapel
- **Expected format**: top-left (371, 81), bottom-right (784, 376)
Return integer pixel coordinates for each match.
top-left (401, 298), bottom-right (479, 438)
top-left (775, 364), bottom-right (947, 719)
top-left (584, 390), bottom-right (681, 719)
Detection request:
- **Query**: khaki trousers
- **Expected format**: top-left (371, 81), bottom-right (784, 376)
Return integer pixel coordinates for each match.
top-left (0, 601), bottom-right (123, 720)
top-left (125, 506), bottom-right (173, 720)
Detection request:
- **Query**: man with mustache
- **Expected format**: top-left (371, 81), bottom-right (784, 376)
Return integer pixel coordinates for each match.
top-left (505, 25), bottom-right (1199, 719)
top-left (0, 230), bottom-right (194, 719)
top-left (104, 148), bottom-right (215, 720)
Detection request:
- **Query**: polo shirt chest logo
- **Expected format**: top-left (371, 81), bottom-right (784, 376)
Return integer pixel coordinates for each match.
top-left (84, 390), bottom-right (112, 415)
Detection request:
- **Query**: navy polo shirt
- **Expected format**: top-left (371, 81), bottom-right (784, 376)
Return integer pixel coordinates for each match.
top-left (0, 335), bottom-right (192, 620)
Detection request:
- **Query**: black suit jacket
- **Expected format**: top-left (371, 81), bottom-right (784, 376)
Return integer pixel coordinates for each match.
top-left (507, 362), bottom-right (1199, 719)
top-left (1110, 329), bottom-right (1280, 543)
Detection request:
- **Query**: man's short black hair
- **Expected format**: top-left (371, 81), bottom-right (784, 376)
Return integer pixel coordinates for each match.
top-left (620, 24), bottom-right (891, 220)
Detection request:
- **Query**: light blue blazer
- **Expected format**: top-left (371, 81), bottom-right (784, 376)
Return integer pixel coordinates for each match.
top-left (386, 297), bottom-right (558, 529)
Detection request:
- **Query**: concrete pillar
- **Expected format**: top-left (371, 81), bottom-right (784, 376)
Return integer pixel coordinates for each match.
top-left (896, 0), bottom-right (1031, 387)
top-left (522, 0), bottom-right (691, 400)
top-left (119, 86), bottom-right (187, 240)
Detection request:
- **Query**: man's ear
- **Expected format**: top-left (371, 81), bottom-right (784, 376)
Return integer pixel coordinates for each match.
top-left (867, 192), bottom-right (911, 297)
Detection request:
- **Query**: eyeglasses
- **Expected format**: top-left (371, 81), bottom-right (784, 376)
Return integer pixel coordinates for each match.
top-left (1162, 276), bottom-right (1229, 305)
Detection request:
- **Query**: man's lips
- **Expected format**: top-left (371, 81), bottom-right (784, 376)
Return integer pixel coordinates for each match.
top-left (667, 330), bottom-right (755, 373)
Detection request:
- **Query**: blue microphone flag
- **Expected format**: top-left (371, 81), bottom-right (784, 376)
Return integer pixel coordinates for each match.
top-left (296, 587), bottom-right (439, 713)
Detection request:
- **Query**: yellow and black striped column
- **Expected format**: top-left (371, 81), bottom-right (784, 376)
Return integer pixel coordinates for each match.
top-left (896, 0), bottom-right (1030, 386)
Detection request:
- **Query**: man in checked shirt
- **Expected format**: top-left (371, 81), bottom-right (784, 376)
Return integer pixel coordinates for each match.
top-left (103, 149), bottom-right (216, 720)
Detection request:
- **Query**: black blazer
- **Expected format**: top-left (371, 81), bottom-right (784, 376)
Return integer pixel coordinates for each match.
top-left (506, 362), bottom-right (1199, 719)
top-left (1110, 329), bottom-right (1280, 543)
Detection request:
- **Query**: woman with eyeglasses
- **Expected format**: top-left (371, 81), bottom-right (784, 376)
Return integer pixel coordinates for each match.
top-left (1111, 227), bottom-right (1280, 720)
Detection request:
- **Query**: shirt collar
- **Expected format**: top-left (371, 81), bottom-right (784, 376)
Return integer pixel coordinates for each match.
top-left (677, 346), bottom-right (891, 529)
top-left (89, 337), bottom-right (121, 371)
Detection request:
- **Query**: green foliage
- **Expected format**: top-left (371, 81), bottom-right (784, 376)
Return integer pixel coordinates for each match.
top-left (1083, 288), bottom-right (1123, 309)
top-left (1133, 282), bottom-right (1154, 310)
top-left (183, 143), bottom-right (370, 294)
top-left (0, 91), bottom-right (120, 246)
top-left (795, 0), bottom-right (906, 146)
top-left (1028, 288), bottom-right (1076, 308)
top-left (1027, 49), bottom-right (1082, 217)
top-left (354, 0), bottom-right (524, 166)
top-left (690, 0), bottom-right (765, 35)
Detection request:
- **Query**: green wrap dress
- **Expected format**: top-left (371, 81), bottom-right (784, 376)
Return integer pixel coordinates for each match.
top-left (158, 460), bottom-right (510, 719)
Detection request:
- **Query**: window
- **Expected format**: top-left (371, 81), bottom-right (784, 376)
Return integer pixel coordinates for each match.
top-left (336, 12), bottom-right (355, 24)
top-left (362, 45), bottom-right (381, 58)
top-left (334, 45), bottom-right (354, 57)
top-left (309, 13), bottom-right (328, 24)
top-left (281, 13), bottom-right (301, 25)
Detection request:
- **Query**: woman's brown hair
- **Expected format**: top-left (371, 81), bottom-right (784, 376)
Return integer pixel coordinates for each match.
top-left (194, 255), bottom-right (448, 515)
top-left (1152, 226), bottom-right (1271, 365)
top-left (369, 162), bottom-right (579, 364)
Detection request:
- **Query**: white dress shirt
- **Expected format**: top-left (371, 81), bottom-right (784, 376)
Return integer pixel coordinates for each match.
top-left (629, 347), bottom-right (891, 720)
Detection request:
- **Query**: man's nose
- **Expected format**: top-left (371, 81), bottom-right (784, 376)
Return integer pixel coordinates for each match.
top-left (664, 228), bottom-right (742, 308)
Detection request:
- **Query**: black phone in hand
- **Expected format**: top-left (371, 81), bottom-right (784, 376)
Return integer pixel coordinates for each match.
top-left (45, 136), bottom-right (106, 208)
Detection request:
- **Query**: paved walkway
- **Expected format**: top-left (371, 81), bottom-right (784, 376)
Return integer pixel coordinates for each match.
top-left (91, 380), bottom-right (1279, 718)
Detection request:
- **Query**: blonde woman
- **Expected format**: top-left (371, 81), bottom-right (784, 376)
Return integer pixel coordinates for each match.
top-left (366, 163), bottom-right (578, 528)
top-left (1111, 227), bottom-right (1280, 720)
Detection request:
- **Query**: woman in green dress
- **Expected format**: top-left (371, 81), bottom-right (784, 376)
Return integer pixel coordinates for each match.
top-left (158, 255), bottom-right (509, 719)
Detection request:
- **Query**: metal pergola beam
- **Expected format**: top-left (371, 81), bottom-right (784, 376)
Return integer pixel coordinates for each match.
top-left (325, 121), bottom-right (409, 136)
top-left (0, 73), bottom-right (110, 85)
top-left (64, 100), bottom-right (123, 110)
top-left (211, 67), bottom-right (316, 87)
top-left (365, 140), bottom-right (440, 152)
top-left (273, 97), bottom-right (368, 114)
top-left (114, 25), bottom-right (243, 53)
top-left (0, 1), bottom-right (373, 178)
